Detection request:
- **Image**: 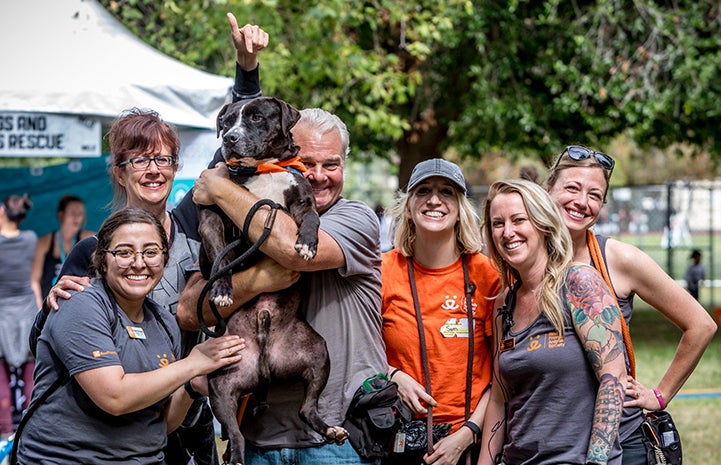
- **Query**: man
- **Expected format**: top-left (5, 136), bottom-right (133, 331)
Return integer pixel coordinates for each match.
top-left (177, 108), bottom-right (387, 465)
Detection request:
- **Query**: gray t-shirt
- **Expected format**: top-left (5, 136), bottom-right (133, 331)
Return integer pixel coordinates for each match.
top-left (17, 280), bottom-right (181, 464)
top-left (0, 230), bottom-right (38, 366)
top-left (498, 280), bottom-right (622, 465)
top-left (241, 198), bottom-right (387, 447)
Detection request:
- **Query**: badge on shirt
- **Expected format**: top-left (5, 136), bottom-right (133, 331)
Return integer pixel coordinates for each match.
top-left (127, 326), bottom-right (146, 339)
top-left (500, 337), bottom-right (515, 352)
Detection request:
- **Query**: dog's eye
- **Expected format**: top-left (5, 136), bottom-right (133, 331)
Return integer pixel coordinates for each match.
top-left (251, 114), bottom-right (263, 123)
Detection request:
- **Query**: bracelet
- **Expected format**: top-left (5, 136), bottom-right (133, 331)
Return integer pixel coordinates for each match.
top-left (462, 420), bottom-right (481, 443)
top-left (184, 381), bottom-right (203, 400)
top-left (388, 368), bottom-right (401, 380)
top-left (653, 388), bottom-right (666, 410)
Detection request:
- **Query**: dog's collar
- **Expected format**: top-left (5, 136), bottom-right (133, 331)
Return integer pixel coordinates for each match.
top-left (226, 156), bottom-right (307, 176)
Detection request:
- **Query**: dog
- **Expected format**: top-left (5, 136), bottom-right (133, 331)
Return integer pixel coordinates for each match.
top-left (197, 97), bottom-right (348, 465)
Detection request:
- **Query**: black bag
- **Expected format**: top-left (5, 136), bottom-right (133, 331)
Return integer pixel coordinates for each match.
top-left (343, 373), bottom-right (411, 459)
top-left (641, 410), bottom-right (682, 465)
top-left (402, 420), bottom-right (452, 452)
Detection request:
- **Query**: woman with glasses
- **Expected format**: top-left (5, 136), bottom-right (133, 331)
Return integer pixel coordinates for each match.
top-left (16, 208), bottom-right (244, 464)
top-left (544, 145), bottom-right (717, 465)
top-left (30, 20), bottom-right (298, 465)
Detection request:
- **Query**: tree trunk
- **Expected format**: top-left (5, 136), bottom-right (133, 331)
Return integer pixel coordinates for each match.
top-left (395, 109), bottom-right (448, 191)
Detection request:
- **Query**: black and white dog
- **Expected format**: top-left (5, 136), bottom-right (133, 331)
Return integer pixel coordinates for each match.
top-left (197, 97), bottom-right (347, 465)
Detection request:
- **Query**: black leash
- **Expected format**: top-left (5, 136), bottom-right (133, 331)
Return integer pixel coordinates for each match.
top-left (197, 199), bottom-right (281, 338)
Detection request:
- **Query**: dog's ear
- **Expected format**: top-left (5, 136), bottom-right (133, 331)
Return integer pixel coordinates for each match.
top-left (216, 103), bottom-right (232, 138)
top-left (274, 98), bottom-right (301, 136)
top-left (272, 98), bottom-right (301, 158)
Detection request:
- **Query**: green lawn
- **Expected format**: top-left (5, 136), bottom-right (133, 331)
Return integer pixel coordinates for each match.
top-left (631, 302), bottom-right (721, 465)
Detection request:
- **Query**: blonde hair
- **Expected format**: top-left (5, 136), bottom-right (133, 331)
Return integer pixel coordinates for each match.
top-left (390, 185), bottom-right (482, 257)
top-left (482, 179), bottom-right (574, 334)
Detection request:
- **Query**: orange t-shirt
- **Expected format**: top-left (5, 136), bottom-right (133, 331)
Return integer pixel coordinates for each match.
top-left (381, 250), bottom-right (500, 430)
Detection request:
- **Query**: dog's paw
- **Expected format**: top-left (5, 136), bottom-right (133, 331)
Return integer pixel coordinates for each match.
top-left (210, 281), bottom-right (234, 307)
top-left (211, 294), bottom-right (234, 307)
top-left (324, 426), bottom-right (348, 445)
top-left (294, 242), bottom-right (317, 261)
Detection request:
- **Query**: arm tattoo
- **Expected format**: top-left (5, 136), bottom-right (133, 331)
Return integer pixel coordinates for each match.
top-left (566, 266), bottom-right (626, 463)
top-left (566, 266), bottom-right (625, 369)
top-left (587, 373), bottom-right (624, 463)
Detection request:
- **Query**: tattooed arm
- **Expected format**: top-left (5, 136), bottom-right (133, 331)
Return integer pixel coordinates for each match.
top-left (566, 264), bottom-right (627, 465)
top-left (478, 295), bottom-right (507, 465)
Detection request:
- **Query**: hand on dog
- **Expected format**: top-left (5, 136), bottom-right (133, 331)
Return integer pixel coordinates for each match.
top-left (193, 163), bottom-right (230, 206)
top-left (189, 335), bottom-right (245, 375)
top-left (393, 369), bottom-right (438, 415)
top-left (46, 275), bottom-right (91, 311)
top-left (227, 13), bottom-right (269, 71)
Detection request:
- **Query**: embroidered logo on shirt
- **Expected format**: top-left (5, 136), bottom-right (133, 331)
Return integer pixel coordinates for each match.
top-left (441, 294), bottom-right (461, 311)
top-left (157, 353), bottom-right (175, 367)
top-left (527, 332), bottom-right (565, 352)
top-left (92, 350), bottom-right (117, 358)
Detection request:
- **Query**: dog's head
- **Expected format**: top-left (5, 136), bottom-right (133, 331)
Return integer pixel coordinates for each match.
top-left (216, 97), bottom-right (301, 168)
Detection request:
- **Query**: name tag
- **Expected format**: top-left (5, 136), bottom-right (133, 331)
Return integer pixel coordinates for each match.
top-left (127, 326), bottom-right (146, 339)
top-left (500, 337), bottom-right (515, 352)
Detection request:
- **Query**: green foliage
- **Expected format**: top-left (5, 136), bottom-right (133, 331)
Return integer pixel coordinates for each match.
top-left (99, 0), bottom-right (721, 183)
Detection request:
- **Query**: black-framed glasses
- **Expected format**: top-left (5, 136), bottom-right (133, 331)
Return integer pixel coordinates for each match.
top-left (117, 155), bottom-right (177, 170)
top-left (554, 145), bottom-right (615, 173)
top-left (104, 247), bottom-right (167, 268)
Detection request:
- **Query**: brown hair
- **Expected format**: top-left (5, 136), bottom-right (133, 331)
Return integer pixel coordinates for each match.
top-left (107, 108), bottom-right (180, 210)
top-left (2, 194), bottom-right (32, 224)
top-left (91, 207), bottom-right (169, 277)
top-left (544, 148), bottom-right (613, 202)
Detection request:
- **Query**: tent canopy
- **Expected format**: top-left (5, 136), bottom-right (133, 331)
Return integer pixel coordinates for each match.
top-left (1, 0), bottom-right (232, 130)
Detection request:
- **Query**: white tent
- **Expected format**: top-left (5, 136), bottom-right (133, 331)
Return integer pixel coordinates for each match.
top-left (1, 0), bottom-right (232, 130)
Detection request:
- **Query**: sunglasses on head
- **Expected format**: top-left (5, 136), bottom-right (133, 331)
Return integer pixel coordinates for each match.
top-left (554, 145), bottom-right (615, 173)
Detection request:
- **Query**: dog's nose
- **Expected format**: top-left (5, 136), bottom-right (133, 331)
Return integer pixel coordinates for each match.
top-left (223, 131), bottom-right (240, 145)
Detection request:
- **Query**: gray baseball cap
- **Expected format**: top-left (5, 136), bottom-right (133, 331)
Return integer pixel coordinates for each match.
top-left (406, 158), bottom-right (467, 194)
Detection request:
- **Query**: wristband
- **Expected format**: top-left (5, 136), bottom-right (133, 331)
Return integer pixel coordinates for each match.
top-left (653, 388), bottom-right (666, 410)
top-left (462, 420), bottom-right (481, 443)
top-left (184, 381), bottom-right (203, 400)
top-left (388, 368), bottom-right (401, 380)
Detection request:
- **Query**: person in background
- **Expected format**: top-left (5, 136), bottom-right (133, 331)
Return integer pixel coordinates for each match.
top-left (0, 194), bottom-right (39, 437)
top-left (479, 179), bottom-right (626, 465)
top-left (381, 159), bottom-right (500, 465)
top-left (16, 208), bottom-right (244, 465)
top-left (32, 16), bottom-right (297, 465)
top-left (179, 107), bottom-right (386, 465)
top-left (684, 249), bottom-right (705, 301)
top-left (31, 195), bottom-right (95, 307)
top-left (544, 146), bottom-right (717, 465)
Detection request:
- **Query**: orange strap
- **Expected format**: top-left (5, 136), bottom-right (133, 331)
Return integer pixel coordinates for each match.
top-left (236, 393), bottom-right (251, 425)
top-left (226, 155), bottom-right (307, 174)
top-left (587, 230), bottom-right (636, 378)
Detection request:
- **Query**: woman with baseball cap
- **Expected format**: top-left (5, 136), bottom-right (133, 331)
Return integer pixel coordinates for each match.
top-left (381, 159), bottom-right (500, 465)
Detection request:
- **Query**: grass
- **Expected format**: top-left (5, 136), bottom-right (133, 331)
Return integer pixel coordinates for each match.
top-left (630, 301), bottom-right (721, 465)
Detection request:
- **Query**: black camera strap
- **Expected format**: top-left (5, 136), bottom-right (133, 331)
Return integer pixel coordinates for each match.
top-left (406, 255), bottom-right (475, 461)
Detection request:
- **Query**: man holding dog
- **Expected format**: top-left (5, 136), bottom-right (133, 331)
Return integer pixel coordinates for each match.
top-left (178, 107), bottom-right (387, 465)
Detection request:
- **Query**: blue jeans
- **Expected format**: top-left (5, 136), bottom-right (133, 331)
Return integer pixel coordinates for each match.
top-left (621, 424), bottom-right (647, 465)
top-left (244, 441), bottom-right (380, 465)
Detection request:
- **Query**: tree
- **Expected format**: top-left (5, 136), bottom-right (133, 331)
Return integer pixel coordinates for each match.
top-left (101, 0), bottom-right (721, 186)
